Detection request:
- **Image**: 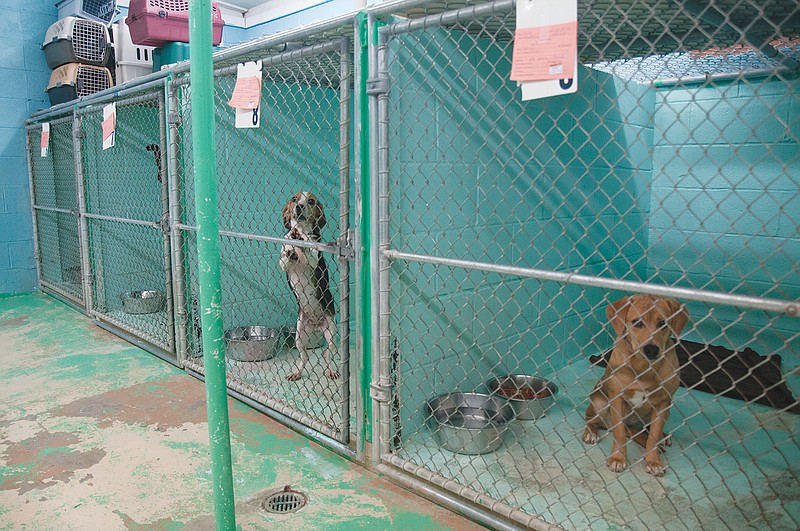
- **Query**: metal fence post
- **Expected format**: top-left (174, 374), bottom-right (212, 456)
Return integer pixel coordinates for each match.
top-left (73, 113), bottom-right (93, 314)
top-left (188, 0), bottom-right (235, 528)
top-left (166, 75), bottom-right (188, 365)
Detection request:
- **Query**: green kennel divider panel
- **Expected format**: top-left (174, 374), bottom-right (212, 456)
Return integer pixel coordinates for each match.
top-left (369, 1), bottom-right (800, 530)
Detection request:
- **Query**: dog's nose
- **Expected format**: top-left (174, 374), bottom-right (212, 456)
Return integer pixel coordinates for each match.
top-left (294, 204), bottom-right (305, 218)
top-left (643, 344), bottom-right (660, 360)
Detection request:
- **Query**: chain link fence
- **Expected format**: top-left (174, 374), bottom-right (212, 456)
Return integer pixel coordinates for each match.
top-left (22, 2), bottom-right (799, 528)
top-left (370, 0), bottom-right (799, 529)
top-left (25, 115), bottom-right (85, 308)
top-left (77, 85), bottom-right (175, 357)
top-left (172, 37), bottom-right (354, 446)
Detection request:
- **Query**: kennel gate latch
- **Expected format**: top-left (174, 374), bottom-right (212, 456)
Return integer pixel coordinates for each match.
top-left (336, 229), bottom-right (356, 261)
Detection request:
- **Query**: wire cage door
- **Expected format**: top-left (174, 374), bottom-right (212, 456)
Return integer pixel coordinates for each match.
top-left (172, 37), bottom-right (354, 448)
top-left (26, 116), bottom-right (86, 310)
top-left (370, 1), bottom-right (800, 529)
top-left (78, 86), bottom-right (175, 359)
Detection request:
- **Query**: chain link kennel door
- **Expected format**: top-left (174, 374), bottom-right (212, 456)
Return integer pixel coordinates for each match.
top-left (78, 85), bottom-right (175, 359)
top-left (370, 1), bottom-right (800, 529)
top-left (173, 38), bottom-right (354, 447)
top-left (26, 115), bottom-right (86, 310)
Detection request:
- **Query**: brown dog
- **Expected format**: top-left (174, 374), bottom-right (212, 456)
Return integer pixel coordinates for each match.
top-left (582, 294), bottom-right (689, 476)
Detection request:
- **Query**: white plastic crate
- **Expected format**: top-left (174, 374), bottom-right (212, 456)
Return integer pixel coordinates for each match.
top-left (56, 0), bottom-right (117, 26)
top-left (111, 21), bottom-right (154, 86)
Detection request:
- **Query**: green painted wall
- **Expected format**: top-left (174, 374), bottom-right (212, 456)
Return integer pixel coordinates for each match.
top-left (650, 77), bottom-right (800, 393)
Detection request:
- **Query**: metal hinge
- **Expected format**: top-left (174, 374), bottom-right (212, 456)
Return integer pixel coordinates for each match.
top-left (167, 112), bottom-right (181, 125)
top-left (337, 228), bottom-right (356, 261)
top-left (366, 76), bottom-right (390, 95)
top-left (370, 382), bottom-right (391, 403)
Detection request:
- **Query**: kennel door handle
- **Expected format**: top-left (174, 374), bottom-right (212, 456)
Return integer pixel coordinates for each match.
top-left (336, 229), bottom-right (356, 261)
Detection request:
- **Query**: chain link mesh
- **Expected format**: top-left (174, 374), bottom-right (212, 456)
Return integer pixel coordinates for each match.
top-left (26, 118), bottom-right (84, 305)
top-left (376, 1), bottom-right (799, 529)
top-left (22, 2), bottom-right (799, 528)
top-left (79, 89), bottom-right (173, 353)
top-left (174, 40), bottom-right (353, 442)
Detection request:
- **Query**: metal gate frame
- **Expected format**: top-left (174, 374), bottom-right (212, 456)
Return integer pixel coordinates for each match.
top-left (77, 83), bottom-right (176, 361)
top-left (169, 36), bottom-right (357, 454)
top-left (367, 1), bottom-right (800, 530)
top-left (25, 114), bottom-right (87, 313)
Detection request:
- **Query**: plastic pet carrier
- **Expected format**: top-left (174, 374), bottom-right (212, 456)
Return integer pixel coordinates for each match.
top-left (42, 16), bottom-right (111, 70)
top-left (110, 22), bottom-right (154, 85)
top-left (126, 0), bottom-right (224, 47)
top-left (47, 63), bottom-right (114, 106)
top-left (56, 0), bottom-right (118, 26)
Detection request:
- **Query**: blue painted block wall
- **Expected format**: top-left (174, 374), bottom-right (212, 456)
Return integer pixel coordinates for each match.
top-left (0, 0), bottom-right (56, 294)
top-left (649, 77), bottom-right (800, 391)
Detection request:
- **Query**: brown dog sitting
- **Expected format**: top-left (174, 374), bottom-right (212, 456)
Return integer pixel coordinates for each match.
top-left (582, 294), bottom-right (689, 476)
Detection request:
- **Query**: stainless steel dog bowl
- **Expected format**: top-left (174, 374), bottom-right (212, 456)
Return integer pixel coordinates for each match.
top-left (224, 326), bottom-right (281, 362)
top-left (486, 375), bottom-right (558, 420)
top-left (426, 392), bottom-right (515, 454)
top-left (120, 290), bottom-right (166, 315)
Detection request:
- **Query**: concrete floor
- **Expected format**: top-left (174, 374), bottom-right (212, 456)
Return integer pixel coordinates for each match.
top-left (0, 292), bottom-right (485, 530)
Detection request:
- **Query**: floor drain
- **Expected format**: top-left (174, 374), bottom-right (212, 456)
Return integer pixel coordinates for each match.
top-left (261, 486), bottom-right (308, 514)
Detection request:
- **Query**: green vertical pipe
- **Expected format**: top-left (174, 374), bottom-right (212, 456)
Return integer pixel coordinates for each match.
top-left (356, 11), bottom-right (372, 443)
top-left (188, 1), bottom-right (236, 529)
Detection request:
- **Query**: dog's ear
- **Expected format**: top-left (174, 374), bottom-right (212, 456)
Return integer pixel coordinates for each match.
top-left (667, 299), bottom-right (689, 336)
top-left (282, 198), bottom-right (293, 230)
top-left (606, 297), bottom-right (629, 336)
top-left (313, 201), bottom-right (327, 233)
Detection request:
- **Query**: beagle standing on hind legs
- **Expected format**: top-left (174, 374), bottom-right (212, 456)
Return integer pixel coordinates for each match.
top-left (583, 294), bottom-right (689, 476)
top-left (280, 191), bottom-right (339, 381)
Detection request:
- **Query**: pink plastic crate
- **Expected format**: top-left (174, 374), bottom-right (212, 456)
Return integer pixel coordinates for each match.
top-left (126, 0), bottom-right (224, 47)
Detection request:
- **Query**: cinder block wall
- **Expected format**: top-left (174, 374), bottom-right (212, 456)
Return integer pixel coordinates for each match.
top-left (0, 1), bottom-right (55, 294)
top-left (650, 77), bottom-right (800, 392)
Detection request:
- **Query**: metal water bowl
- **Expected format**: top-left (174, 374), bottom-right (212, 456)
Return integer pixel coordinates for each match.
top-left (120, 290), bottom-right (165, 315)
top-left (224, 326), bottom-right (281, 362)
top-left (427, 392), bottom-right (515, 455)
top-left (486, 375), bottom-right (558, 420)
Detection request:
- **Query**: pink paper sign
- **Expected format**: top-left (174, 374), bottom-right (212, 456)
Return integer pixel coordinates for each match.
top-left (510, 22), bottom-right (577, 82)
top-left (228, 76), bottom-right (262, 109)
top-left (102, 113), bottom-right (115, 141)
top-left (40, 130), bottom-right (49, 149)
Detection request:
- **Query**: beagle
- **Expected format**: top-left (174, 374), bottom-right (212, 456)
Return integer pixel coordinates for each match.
top-left (582, 294), bottom-right (689, 476)
top-left (280, 191), bottom-right (338, 381)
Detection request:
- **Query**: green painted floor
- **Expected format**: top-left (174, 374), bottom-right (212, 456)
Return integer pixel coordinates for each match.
top-left (0, 292), bottom-right (485, 530)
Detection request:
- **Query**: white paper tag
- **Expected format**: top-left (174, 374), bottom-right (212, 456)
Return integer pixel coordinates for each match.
top-left (102, 102), bottom-right (116, 150)
top-left (233, 60), bottom-right (262, 129)
top-left (516, 0), bottom-right (578, 101)
top-left (521, 54), bottom-right (578, 101)
top-left (40, 123), bottom-right (50, 157)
